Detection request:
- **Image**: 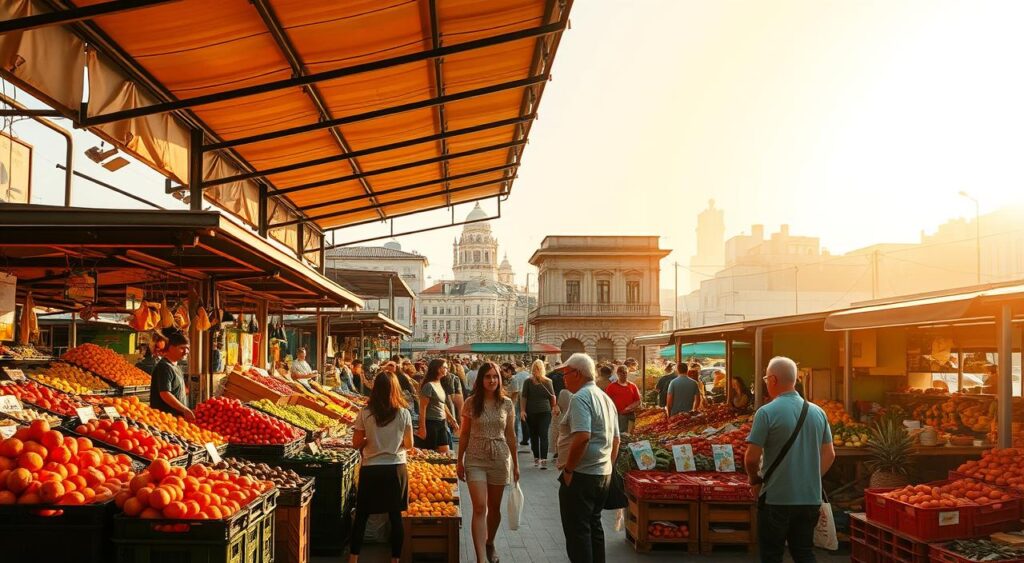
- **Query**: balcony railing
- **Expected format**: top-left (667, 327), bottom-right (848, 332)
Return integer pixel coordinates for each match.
top-left (529, 303), bottom-right (662, 318)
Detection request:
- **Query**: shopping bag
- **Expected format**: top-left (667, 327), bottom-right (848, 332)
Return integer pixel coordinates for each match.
top-left (814, 501), bottom-right (839, 551)
top-left (603, 471), bottom-right (627, 510)
top-left (507, 481), bottom-right (524, 531)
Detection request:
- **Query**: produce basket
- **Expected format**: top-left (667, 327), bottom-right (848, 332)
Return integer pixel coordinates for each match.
top-left (227, 436), bottom-right (305, 461)
top-left (185, 442), bottom-right (229, 466)
top-left (278, 476), bottom-right (316, 507)
top-left (864, 488), bottom-right (898, 528)
top-left (279, 452), bottom-right (359, 516)
top-left (892, 499), bottom-right (973, 542)
top-left (624, 470), bottom-right (700, 501)
top-left (0, 499), bottom-right (116, 563)
top-left (690, 472), bottom-right (755, 502)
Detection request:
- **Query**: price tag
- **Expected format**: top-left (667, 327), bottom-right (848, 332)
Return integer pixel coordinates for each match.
top-left (204, 442), bottom-right (222, 464)
top-left (103, 406), bottom-right (121, 419)
top-left (307, 442), bottom-right (321, 455)
top-left (2, 368), bottom-right (25, 381)
top-left (253, 368), bottom-right (270, 378)
top-left (672, 444), bottom-right (696, 472)
top-left (628, 440), bottom-right (656, 470)
top-left (0, 395), bottom-right (23, 413)
top-left (0, 425), bottom-right (16, 439)
top-left (939, 511), bottom-right (960, 526)
top-left (76, 406), bottom-right (96, 423)
top-left (712, 444), bottom-right (736, 472)
top-left (701, 426), bottom-right (719, 437)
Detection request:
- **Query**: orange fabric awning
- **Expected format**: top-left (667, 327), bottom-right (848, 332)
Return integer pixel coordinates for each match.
top-left (0, 0), bottom-right (572, 235)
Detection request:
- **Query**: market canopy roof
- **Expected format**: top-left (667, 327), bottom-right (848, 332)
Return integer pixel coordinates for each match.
top-left (288, 311), bottom-right (411, 338)
top-left (323, 267), bottom-right (415, 301)
top-left (0, 1), bottom-right (573, 233)
top-left (659, 341), bottom-right (727, 359)
top-left (0, 205), bottom-right (362, 313)
top-left (442, 342), bottom-right (560, 354)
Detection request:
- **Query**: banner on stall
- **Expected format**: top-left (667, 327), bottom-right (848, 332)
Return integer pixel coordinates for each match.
top-left (0, 273), bottom-right (14, 341)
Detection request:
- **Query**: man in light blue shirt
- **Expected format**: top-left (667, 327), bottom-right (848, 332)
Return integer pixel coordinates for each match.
top-left (745, 356), bottom-right (835, 563)
top-left (558, 353), bottom-right (620, 563)
top-left (512, 362), bottom-right (531, 446)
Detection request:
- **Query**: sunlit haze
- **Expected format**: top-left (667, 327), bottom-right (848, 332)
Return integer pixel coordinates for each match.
top-left (9, 0), bottom-right (1024, 294)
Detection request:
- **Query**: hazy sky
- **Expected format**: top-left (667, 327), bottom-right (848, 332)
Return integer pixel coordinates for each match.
top-left (9, 1), bottom-right (1024, 295)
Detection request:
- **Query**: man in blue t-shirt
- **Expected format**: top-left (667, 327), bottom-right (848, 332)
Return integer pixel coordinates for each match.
top-left (744, 356), bottom-right (835, 563)
top-left (665, 363), bottom-right (700, 416)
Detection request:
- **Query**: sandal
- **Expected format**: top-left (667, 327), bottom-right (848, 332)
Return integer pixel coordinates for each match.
top-left (486, 543), bottom-right (499, 563)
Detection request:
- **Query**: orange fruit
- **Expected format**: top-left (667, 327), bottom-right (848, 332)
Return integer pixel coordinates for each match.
top-left (39, 481), bottom-right (65, 503)
top-left (0, 490), bottom-right (15, 505)
top-left (148, 459), bottom-right (170, 482)
top-left (17, 492), bottom-right (41, 504)
top-left (0, 438), bottom-right (23, 457)
top-left (58, 491), bottom-right (85, 505)
top-left (149, 488), bottom-right (172, 510)
top-left (40, 430), bottom-right (63, 450)
top-left (123, 497), bottom-right (144, 516)
top-left (28, 420), bottom-right (50, 441)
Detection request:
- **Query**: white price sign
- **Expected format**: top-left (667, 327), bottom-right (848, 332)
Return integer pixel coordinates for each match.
top-left (76, 406), bottom-right (96, 423)
top-left (205, 443), bottom-right (222, 464)
top-left (0, 425), bottom-right (16, 439)
top-left (0, 395), bottom-right (23, 413)
top-left (2, 368), bottom-right (25, 381)
top-left (672, 444), bottom-right (696, 472)
top-left (307, 442), bottom-right (321, 455)
top-left (103, 406), bottom-right (121, 419)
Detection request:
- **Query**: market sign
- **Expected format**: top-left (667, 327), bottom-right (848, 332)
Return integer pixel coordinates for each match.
top-left (0, 394), bottom-right (23, 413)
top-left (0, 131), bottom-right (32, 204)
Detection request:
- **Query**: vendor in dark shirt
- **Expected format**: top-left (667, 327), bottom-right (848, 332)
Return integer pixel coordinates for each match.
top-left (149, 331), bottom-right (195, 421)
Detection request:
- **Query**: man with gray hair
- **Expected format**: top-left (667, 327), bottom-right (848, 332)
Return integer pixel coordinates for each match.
top-left (556, 353), bottom-right (620, 563)
top-left (744, 356), bottom-right (835, 563)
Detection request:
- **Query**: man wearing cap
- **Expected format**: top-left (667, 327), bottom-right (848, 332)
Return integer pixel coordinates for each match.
top-left (556, 353), bottom-right (620, 563)
top-left (149, 330), bottom-right (195, 421)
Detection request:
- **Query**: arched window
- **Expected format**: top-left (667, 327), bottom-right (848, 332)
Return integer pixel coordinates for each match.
top-left (474, 250), bottom-right (481, 263)
top-left (596, 338), bottom-right (615, 361)
top-left (484, 251), bottom-right (489, 263)
top-left (561, 338), bottom-right (585, 362)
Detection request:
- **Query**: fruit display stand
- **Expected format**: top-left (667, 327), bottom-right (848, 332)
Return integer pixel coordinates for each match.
top-left (223, 370), bottom-right (291, 404)
top-left (276, 478), bottom-right (315, 563)
top-left (850, 512), bottom-right (931, 563)
top-left (400, 512), bottom-right (461, 563)
top-left (625, 489), bottom-right (699, 554)
top-left (111, 506), bottom-right (252, 563)
top-left (278, 449), bottom-right (359, 554)
top-left (698, 500), bottom-right (758, 555)
top-left (0, 499), bottom-right (118, 563)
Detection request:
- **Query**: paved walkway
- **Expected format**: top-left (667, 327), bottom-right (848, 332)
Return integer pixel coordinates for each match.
top-left (322, 446), bottom-right (851, 562)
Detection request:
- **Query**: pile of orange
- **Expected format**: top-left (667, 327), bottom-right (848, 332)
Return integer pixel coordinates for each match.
top-left (96, 396), bottom-right (226, 446)
top-left (409, 461), bottom-right (456, 480)
top-left (409, 474), bottom-right (455, 503)
top-left (116, 459), bottom-right (273, 521)
top-left (62, 343), bottom-right (151, 387)
top-left (884, 479), bottom-right (1016, 509)
top-left (0, 420), bottom-right (136, 507)
top-left (956, 448), bottom-right (1024, 492)
top-left (404, 499), bottom-right (458, 517)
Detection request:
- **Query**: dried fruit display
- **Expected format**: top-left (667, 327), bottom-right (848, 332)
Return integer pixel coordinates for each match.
top-left (0, 421), bottom-right (136, 506)
top-left (0, 381), bottom-right (84, 416)
top-left (211, 458), bottom-right (305, 490)
top-left (194, 397), bottom-right (303, 445)
top-left (248, 399), bottom-right (335, 432)
top-left (74, 418), bottom-right (185, 461)
top-left (28, 362), bottom-right (112, 394)
top-left (93, 396), bottom-right (226, 446)
top-left (62, 343), bottom-right (151, 387)
top-left (2, 405), bottom-right (62, 426)
top-left (117, 459), bottom-right (272, 521)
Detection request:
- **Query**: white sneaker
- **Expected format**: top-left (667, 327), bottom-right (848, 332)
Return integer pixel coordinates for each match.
top-left (533, 459), bottom-right (540, 467)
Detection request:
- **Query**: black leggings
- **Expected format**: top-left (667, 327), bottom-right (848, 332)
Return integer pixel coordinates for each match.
top-left (527, 412), bottom-right (552, 459)
top-left (349, 509), bottom-right (404, 558)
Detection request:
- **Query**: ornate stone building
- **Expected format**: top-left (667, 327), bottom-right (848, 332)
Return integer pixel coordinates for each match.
top-left (453, 203), bottom-right (500, 281)
top-left (528, 236), bottom-right (670, 361)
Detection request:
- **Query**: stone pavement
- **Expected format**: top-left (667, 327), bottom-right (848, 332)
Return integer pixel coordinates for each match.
top-left (316, 446), bottom-right (852, 562)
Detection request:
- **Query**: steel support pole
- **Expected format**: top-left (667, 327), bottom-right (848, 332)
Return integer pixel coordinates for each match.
top-left (69, 315), bottom-right (77, 349)
top-left (754, 327), bottom-right (764, 407)
top-left (188, 129), bottom-right (204, 211)
top-left (256, 300), bottom-right (269, 370)
top-left (725, 338), bottom-right (733, 406)
top-left (843, 330), bottom-right (853, 413)
top-left (641, 344), bottom-right (647, 399)
top-left (315, 308), bottom-right (324, 385)
top-left (998, 304), bottom-right (1012, 448)
top-left (186, 281), bottom-right (203, 408)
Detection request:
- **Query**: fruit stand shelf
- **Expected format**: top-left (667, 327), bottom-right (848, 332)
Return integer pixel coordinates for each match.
top-left (836, 445), bottom-right (990, 457)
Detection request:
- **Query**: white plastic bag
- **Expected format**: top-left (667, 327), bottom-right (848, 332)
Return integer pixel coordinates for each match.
top-left (507, 481), bottom-right (524, 531)
top-left (814, 502), bottom-right (838, 551)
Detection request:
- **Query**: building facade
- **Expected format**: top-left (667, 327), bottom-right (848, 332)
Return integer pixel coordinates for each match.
top-left (528, 236), bottom-right (670, 361)
top-left (324, 241), bottom-right (428, 337)
top-left (419, 204), bottom-right (533, 345)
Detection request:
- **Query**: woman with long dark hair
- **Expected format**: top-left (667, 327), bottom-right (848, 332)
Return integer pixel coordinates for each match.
top-left (458, 362), bottom-right (520, 563)
top-left (349, 371), bottom-right (413, 563)
top-left (415, 359), bottom-right (460, 453)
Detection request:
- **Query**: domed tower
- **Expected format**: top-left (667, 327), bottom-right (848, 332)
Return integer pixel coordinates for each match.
top-left (498, 253), bottom-right (515, 285)
top-left (453, 203), bottom-right (498, 281)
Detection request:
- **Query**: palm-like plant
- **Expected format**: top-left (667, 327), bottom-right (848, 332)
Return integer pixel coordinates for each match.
top-left (865, 417), bottom-right (914, 488)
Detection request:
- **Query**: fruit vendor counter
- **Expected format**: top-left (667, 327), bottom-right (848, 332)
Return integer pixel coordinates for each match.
top-left (834, 445), bottom-right (990, 457)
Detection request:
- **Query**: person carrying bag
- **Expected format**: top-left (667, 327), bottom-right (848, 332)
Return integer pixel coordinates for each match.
top-left (744, 357), bottom-right (836, 563)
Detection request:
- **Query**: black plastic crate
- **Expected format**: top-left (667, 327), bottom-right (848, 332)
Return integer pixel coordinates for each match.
top-left (227, 437), bottom-right (304, 463)
top-left (112, 508), bottom-right (250, 543)
top-left (278, 455), bottom-right (358, 516)
top-left (0, 499), bottom-right (115, 563)
top-left (258, 508), bottom-right (275, 563)
top-left (247, 489), bottom-right (279, 521)
top-left (113, 529), bottom-right (246, 563)
top-left (278, 477), bottom-right (315, 507)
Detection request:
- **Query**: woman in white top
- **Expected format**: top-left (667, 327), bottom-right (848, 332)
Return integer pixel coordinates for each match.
top-left (349, 371), bottom-right (413, 563)
top-left (289, 347), bottom-right (317, 388)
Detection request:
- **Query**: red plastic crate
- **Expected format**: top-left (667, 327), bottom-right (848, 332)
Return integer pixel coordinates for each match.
top-left (930, 543), bottom-right (1024, 563)
top-left (689, 472), bottom-right (755, 502)
top-left (624, 471), bottom-right (701, 501)
top-left (892, 500), bottom-right (973, 542)
top-left (970, 495), bottom-right (1021, 536)
top-left (864, 488), bottom-right (897, 528)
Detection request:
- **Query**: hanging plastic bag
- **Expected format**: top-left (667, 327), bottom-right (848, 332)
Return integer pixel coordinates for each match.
top-left (159, 299), bottom-right (174, 328)
top-left (174, 302), bottom-right (190, 330)
top-left (507, 481), bottom-right (524, 531)
top-left (130, 300), bottom-right (155, 331)
top-left (193, 306), bottom-right (212, 332)
top-left (814, 497), bottom-right (839, 551)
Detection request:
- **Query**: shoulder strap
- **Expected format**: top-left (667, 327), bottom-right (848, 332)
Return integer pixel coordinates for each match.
top-left (761, 399), bottom-right (810, 488)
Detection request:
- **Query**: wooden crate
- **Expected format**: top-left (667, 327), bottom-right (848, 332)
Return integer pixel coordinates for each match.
top-left (275, 498), bottom-right (312, 563)
top-left (699, 501), bottom-right (757, 555)
top-left (224, 371), bottom-right (288, 403)
top-left (400, 515), bottom-right (460, 563)
top-left (625, 492), bottom-right (699, 553)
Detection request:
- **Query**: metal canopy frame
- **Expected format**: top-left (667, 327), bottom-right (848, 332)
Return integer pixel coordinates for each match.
top-left (327, 196), bottom-right (503, 249)
top-left (7, 1), bottom-right (572, 236)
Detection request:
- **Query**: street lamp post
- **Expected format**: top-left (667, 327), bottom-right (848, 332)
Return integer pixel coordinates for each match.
top-left (958, 191), bottom-right (981, 284)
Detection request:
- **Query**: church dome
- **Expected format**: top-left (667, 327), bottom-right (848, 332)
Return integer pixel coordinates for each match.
top-left (383, 240), bottom-right (402, 251)
top-left (499, 255), bottom-right (512, 270)
top-left (466, 202), bottom-right (487, 222)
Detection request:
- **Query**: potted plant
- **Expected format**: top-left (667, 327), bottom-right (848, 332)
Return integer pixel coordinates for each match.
top-left (865, 417), bottom-right (914, 488)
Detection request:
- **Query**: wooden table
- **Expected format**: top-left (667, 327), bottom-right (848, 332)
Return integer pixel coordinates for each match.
top-left (834, 445), bottom-right (989, 457)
